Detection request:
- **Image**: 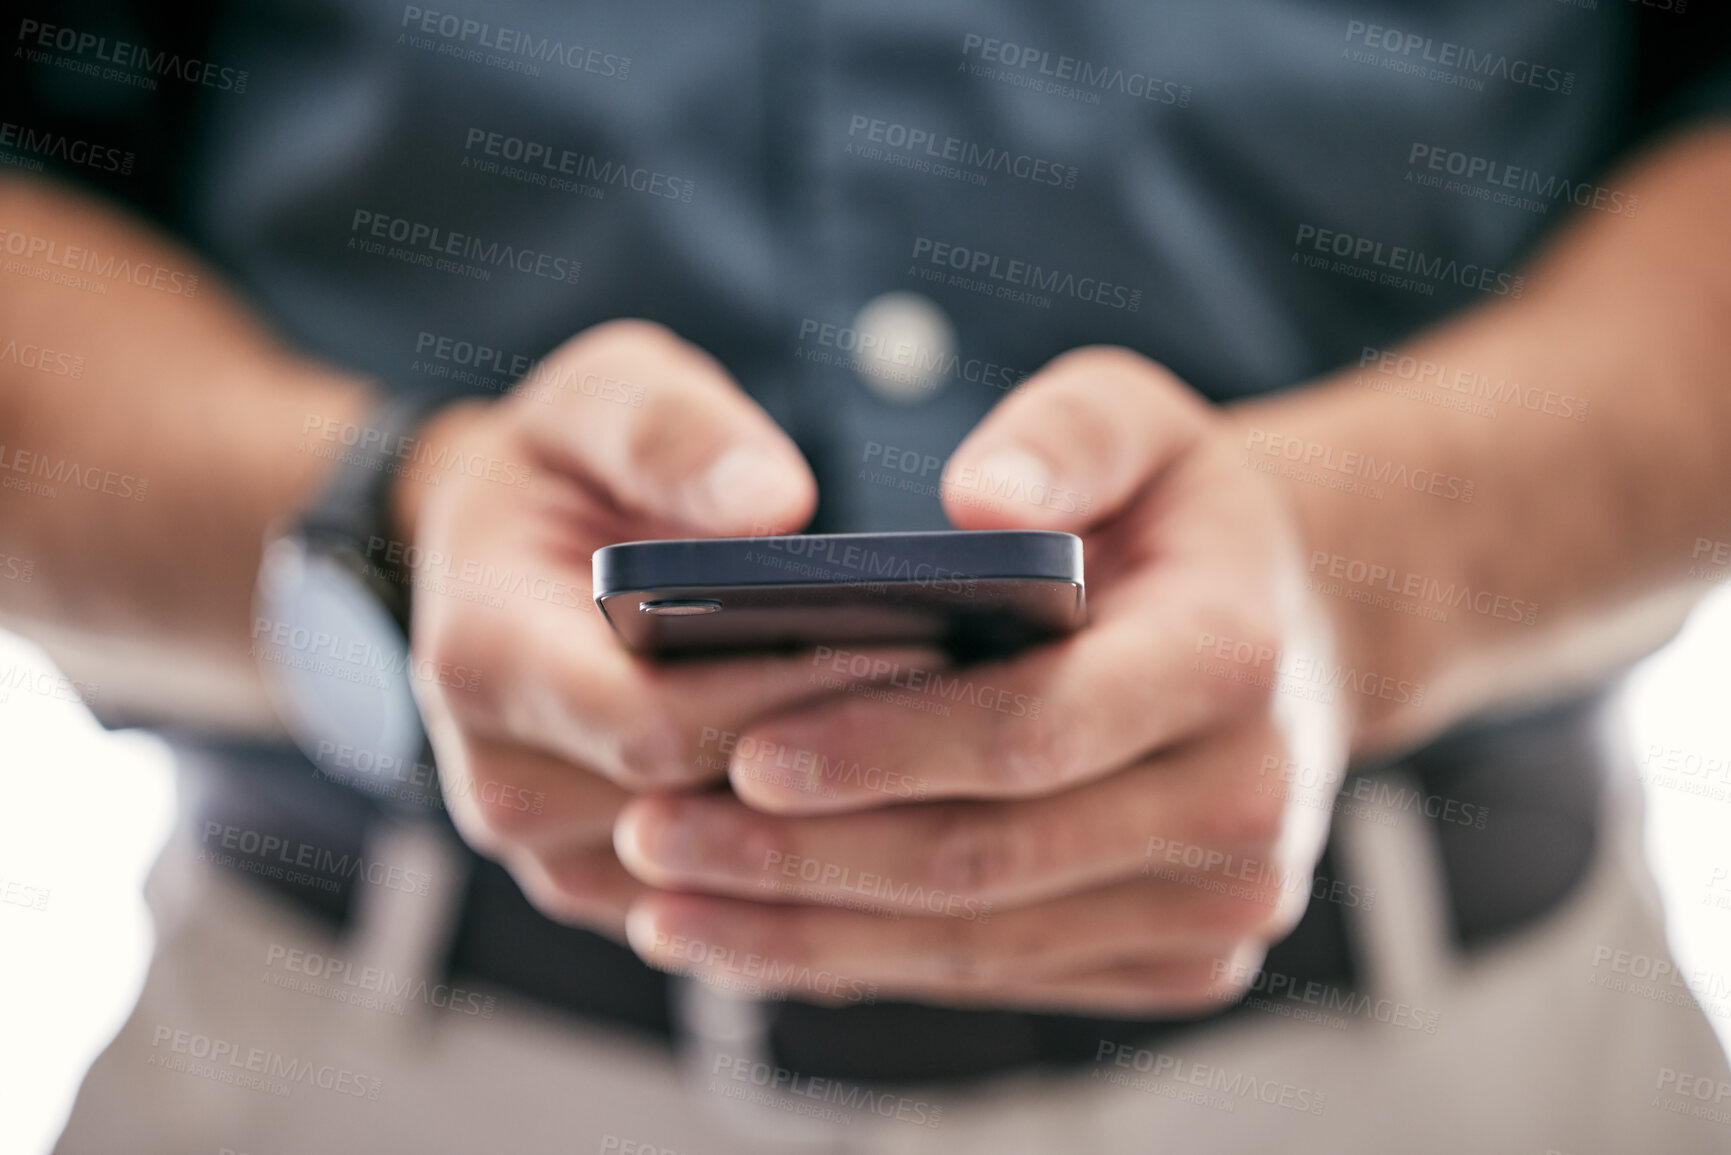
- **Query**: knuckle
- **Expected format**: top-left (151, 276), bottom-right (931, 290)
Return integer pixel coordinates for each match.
top-left (411, 619), bottom-right (500, 725)
top-left (986, 711), bottom-right (1083, 795)
top-left (443, 765), bottom-right (543, 853)
top-left (1205, 891), bottom-right (1283, 939)
top-left (581, 316), bottom-right (674, 354)
top-left (1205, 943), bottom-right (1270, 1002)
top-left (432, 741), bottom-right (552, 857)
top-left (1051, 399), bottom-right (1122, 458)
top-left (408, 613), bottom-right (461, 684)
top-left (426, 741), bottom-right (505, 858)
top-left (612, 709), bottom-right (681, 786)
top-left (620, 391), bottom-right (728, 485)
top-left (1230, 605), bottom-right (1283, 653)
top-left (1047, 343), bottom-right (1152, 384)
top-left (621, 392), bottom-right (681, 463)
top-left (1196, 609), bottom-right (1282, 711)
top-left (926, 808), bottom-right (1020, 897)
top-left (465, 774), bottom-right (544, 844)
top-left (1044, 346), bottom-right (1195, 419)
top-left (1198, 783), bottom-right (1290, 855)
top-left (1263, 906), bottom-right (1305, 945)
top-left (1169, 980), bottom-right (1247, 1015)
top-left (922, 914), bottom-right (991, 987)
top-left (1157, 958), bottom-right (1245, 1013)
top-left (443, 780), bottom-right (506, 858)
top-left (537, 850), bottom-right (611, 899)
top-left (506, 852), bottom-right (598, 925)
top-left (446, 808), bottom-right (503, 861)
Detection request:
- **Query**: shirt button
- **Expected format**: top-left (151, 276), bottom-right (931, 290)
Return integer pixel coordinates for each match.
top-left (850, 291), bottom-right (956, 404)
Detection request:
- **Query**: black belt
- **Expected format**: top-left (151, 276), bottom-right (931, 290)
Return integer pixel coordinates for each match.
top-left (169, 685), bottom-right (1610, 1085)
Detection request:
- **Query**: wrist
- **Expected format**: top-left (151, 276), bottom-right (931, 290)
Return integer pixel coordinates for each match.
top-left (387, 398), bottom-right (496, 551)
top-left (1216, 401), bottom-right (1438, 758)
top-left (256, 389), bottom-right (486, 781)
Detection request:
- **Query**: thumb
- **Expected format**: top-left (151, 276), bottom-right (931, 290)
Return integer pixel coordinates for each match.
top-left (525, 319), bottom-right (816, 535)
top-left (942, 346), bottom-right (1209, 531)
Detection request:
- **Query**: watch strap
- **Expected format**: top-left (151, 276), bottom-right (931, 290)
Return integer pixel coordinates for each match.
top-left (299, 390), bottom-right (455, 629)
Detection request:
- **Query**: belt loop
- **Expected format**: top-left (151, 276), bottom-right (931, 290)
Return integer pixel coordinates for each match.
top-left (1330, 766), bottom-right (1458, 1004)
top-left (341, 818), bottom-right (469, 1034)
top-left (672, 980), bottom-right (853, 1151)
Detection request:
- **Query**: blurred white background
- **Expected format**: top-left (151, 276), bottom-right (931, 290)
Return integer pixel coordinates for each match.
top-left (2, 592), bottom-right (1730, 1153)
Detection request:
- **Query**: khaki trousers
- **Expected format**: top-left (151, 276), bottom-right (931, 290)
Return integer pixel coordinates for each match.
top-left (55, 760), bottom-right (1731, 1155)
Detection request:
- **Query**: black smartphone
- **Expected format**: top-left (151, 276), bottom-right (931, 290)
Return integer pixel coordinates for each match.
top-left (593, 529), bottom-right (1084, 660)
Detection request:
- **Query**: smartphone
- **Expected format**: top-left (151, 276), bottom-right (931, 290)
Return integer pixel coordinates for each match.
top-left (593, 529), bottom-right (1084, 660)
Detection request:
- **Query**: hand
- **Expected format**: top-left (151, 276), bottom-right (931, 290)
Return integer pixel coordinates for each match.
top-left (404, 319), bottom-right (908, 939)
top-left (615, 347), bottom-right (1355, 1014)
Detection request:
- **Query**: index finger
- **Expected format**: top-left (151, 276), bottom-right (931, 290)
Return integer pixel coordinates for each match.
top-left (726, 554), bottom-right (1279, 812)
top-left (424, 563), bottom-right (949, 792)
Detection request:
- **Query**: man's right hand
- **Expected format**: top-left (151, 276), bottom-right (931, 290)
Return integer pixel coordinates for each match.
top-left (401, 319), bottom-right (872, 938)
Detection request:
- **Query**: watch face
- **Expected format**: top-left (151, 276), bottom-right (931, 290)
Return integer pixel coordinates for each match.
top-left (254, 537), bottom-right (426, 791)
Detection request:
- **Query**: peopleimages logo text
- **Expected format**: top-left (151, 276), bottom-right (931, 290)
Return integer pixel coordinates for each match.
top-left (846, 116), bottom-right (1077, 188)
top-left (1343, 21), bottom-right (1574, 94)
top-left (911, 236), bottom-right (1141, 311)
top-left (961, 34), bottom-right (1190, 106)
top-left (1293, 224), bottom-right (1524, 298)
top-left (462, 129), bottom-right (694, 201)
top-left (399, 7), bottom-right (629, 78)
top-left (0, 121), bottom-right (133, 175)
top-left (1406, 144), bottom-right (1636, 217)
top-left (349, 211), bottom-right (580, 284)
top-left (16, 19), bottom-right (250, 92)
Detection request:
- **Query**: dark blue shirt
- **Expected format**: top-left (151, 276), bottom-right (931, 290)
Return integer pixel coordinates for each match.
top-left (9, 0), bottom-right (1729, 1084)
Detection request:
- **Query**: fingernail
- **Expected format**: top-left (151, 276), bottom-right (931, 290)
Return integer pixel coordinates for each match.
top-left (729, 724), bottom-right (823, 803)
top-left (626, 897), bottom-right (714, 961)
top-left (686, 444), bottom-right (800, 530)
top-left (616, 804), bottom-right (674, 875)
top-left (627, 800), bottom-right (713, 874)
top-left (625, 902), bottom-right (664, 958)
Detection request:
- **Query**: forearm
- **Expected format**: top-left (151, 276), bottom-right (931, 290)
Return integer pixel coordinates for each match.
top-left (1231, 124), bottom-right (1731, 755)
top-left (0, 176), bottom-right (371, 728)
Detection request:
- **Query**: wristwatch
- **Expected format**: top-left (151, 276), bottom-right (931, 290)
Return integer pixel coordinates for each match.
top-left (253, 391), bottom-right (453, 800)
